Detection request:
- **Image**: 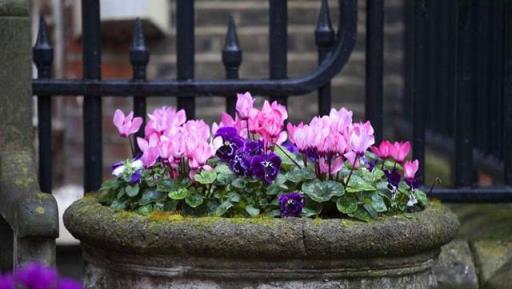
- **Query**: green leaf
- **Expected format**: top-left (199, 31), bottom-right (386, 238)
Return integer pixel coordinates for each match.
top-left (185, 193), bottom-right (204, 208)
top-left (346, 175), bottom-right (376, 193)
top-left (139, 190), bottom-right (163, 206)
top-left (245, 205), bottom-right (261, 217)
top-left (215, 201), bottom-right (233, 216)
top-left (302, 180), bottom-right (344, 203)
top-left (286, 168), bottom-right (316, 183)
top-left (266, 184), bottom-right (286, 196)
top-left (302, 206), bottom-right (322, 217)
top-left (415, 190), bottom-right (428, 206)
top-left (194, 170), bottom-right (217, 185)
top-left (214, 163), bottom-right (232, 174)
top-left (157, 179), bottom-right (175, 192)
top-left (227, 192), bottom-right (241, 203)
top-left (136, 204), bottom-right (153, 215)
top-left (126, 184), bottom-right (140, 197)
top-left (363, 203), bottom-right (378, 218)
top-left (336, 195), bottom-right (358, 214)
top-left (348, 207), bottom-right (371, 222)
top-left (370, 194), bottom-right (387, 212)
top-left (231, 177), bottom-right (248, 189)
top-left (111, 199), bottom-right (127, 210)
top-left (168, 187), bottom-right (188, 200)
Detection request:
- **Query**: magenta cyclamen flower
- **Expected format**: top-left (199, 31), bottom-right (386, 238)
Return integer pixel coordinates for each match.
top-left (370, 140), bottom-right (392, 159)
top-left (279, 192), bottom-right (304, 217)
top-left (390, 141), bottom-right (411, 163)
top-left (113, 109), bottom-right (143, 137)
top-left (403, 159), bottom-right (421, 189)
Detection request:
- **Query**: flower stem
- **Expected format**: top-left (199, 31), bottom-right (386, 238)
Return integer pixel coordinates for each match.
top-left (128, 136), bottom-right (136, 158)
top-left (343, 155), bottom-right (359, 190)
top-left (276, 144), bottom-right (302, 168)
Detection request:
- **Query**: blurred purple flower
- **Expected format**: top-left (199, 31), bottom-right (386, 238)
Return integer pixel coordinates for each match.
top-left (0, 274), bottom-right (14, 289)
top-left (279, 192), bottom-right (304, 217)
top-left (15, 262), bottom-right (58, 289)
top-left (214, 126), bottom-right (238, 140)
top-left (405, 177), bottom-right (421, 190)
top-left (57, 278), bottom-right (82, 289)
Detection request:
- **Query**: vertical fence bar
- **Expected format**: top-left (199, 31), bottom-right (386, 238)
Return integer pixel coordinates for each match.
top-left (503, 1), bottom-right (512, 185)
top-left (130, 18), bottom-right (149, 145)
top-left (365, 0), bottom-right (384, 143)
top-left (33, 17), bottom-right (53, 194)
top-left (412, 0), bottom-right (427, 182)
top-left (269, 0), bottom-right (288, 106)
top-left (454, 0), bottom-right (475, 187)
top-left (223, 16), bottom-right (242, 117)
top-left (82, 0), bottom-right (102, 192)
top-left (315, 0), bottom-right (335, 115)
top-left (176, 0), bottom-right (195, 119)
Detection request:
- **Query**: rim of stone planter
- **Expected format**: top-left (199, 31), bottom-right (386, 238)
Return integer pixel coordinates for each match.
top-left (64, 197), bottom-right (459, 279)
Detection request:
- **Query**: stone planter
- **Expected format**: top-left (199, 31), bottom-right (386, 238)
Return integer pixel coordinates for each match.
top-left (64, 197), bottom-right (459, 289)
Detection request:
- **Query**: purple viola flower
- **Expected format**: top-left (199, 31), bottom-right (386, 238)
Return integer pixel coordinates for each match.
top-left (250, 153), bottom-right (281, 184)
top-left (15, 262), bottom-right (58, 289)
top-left (230, 152), bottom-right (254, 176)
top-left (0, 274), bottom-right (14, 289)
top-left (215, 126), bottom-right (238, 140)
top-left (216, 136), bottom-right (245, 162)
top-left (282, 141), bottom-right (299, 154)
top-left (367, 159), bottom-right (377, 172)
top-left (405, 177), bottom-right (421, 190)
top-left (129, 170), bottom-right (142, 185)
top-left (57, 278), bottom-right (83, 289)
top-left (278, 192), bottom-right (304, 217)
top-left (385, 169), bottom-right (401, 188)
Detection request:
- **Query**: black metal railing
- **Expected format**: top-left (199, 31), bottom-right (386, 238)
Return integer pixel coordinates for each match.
top-left (404, 0), bottom-right (512, 201)
top-left (32, 0), bottom-right (512, 202)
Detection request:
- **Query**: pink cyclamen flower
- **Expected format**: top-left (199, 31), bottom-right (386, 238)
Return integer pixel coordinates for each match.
top-left (235, 92), bottom-right (255, 119)
top-left (370, 140), bottom-right (393, 159)
top-left (113, 109), bottom-right (143, 137)
top-left (346, 121), bottom-right (375, 154)
top-left (329, 107), bottom-right (353, 132)
top-left (390, 141), bottom-right (411, 163)
top-left (403, 159), bottom-right (419, 179)
top-left (137, 134), bottom-right (160, 168)
top-left (253, 100), bottom-right (288, 147)
top-left (319, 156), bottom-right (344, 175)
top-left (145, 106), bottom-right (186, 136)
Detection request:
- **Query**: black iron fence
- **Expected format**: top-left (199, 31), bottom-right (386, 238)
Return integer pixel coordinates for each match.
top-left (32, 0), bottom-right (512, 202)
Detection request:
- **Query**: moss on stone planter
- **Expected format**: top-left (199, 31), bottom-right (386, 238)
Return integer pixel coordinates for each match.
top-left (65, 197), bottom-right (459, 259)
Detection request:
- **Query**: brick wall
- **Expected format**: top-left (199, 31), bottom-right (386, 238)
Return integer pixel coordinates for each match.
top-left (54, 0), bottom-right (405, 187)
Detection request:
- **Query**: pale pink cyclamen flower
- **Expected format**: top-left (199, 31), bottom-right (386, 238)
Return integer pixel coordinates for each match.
top-left (308, 116), bottom-right (332, 154)
top-left (253, 100), bottom-right (288, 147)
top-left (287, 122), bottom-right (309, 152)
top-left (145, 106), bottom-right (186, 136)
top-left (113, 109), bottom-right (143, 137)
top-left (159, 134), bottom-right (184, 164)
top-left (370, 140), bottom-right (393, 159)
top-left (188, 142), bottom-right (215, 171)
top-left (346, 121), bottom-right (375, 153)
top-left (390, 141), bottom-right (411, 163)
top-left (235, 92), bottom-right (255, 119)
top-left (329, 107), bottom-right (353, 132)
top-left (319, 157), bottom-right (344, 175)
top-left (403, 159), bottom-right (419, 179)
top-left (137, 134), bottom-right (160, 167)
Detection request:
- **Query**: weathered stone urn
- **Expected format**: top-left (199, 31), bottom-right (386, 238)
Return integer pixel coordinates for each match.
top-left (64, 197), bottom-right (459, 289)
